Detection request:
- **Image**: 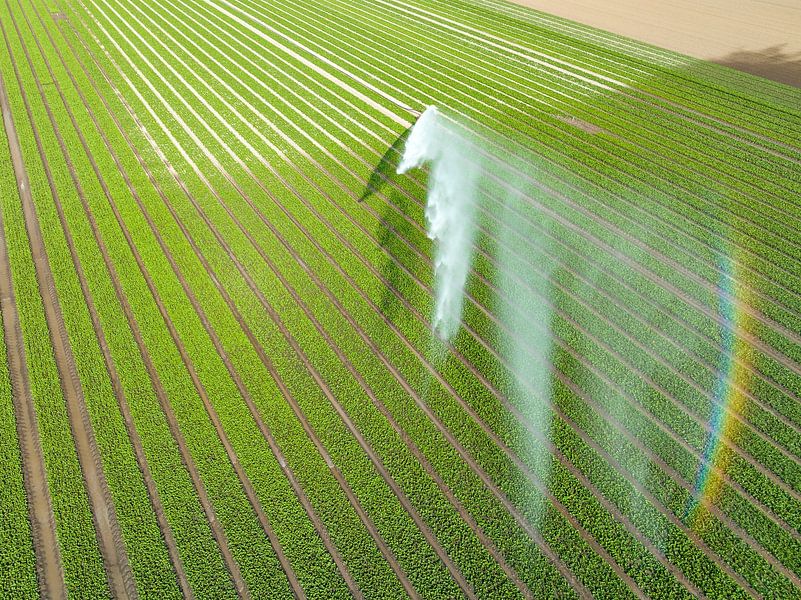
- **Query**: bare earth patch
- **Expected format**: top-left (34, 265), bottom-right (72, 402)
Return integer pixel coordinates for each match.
top-left (506, 0), bottom-right (801, 87)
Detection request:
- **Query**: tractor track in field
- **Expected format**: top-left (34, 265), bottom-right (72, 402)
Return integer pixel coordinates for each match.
top-left (10, 4), bottom-right (192, 597)
top-left (55, 10), bottom-right (387, 598)
top-left (27, 2), bottom-right (301, 596)
top-left (14, 7), bottom-right (248, 598)
top-left (0, 46), bottom-right (66, 600)
top-left (36, 22), bottom-right (298, 600)
top-left (4, 6), bottom-right (137, 598)
top-left (78, 0), bottom-right (796, 588)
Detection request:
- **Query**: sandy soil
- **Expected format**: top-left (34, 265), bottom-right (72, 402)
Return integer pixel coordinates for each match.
top-left (506, 0), bottom-right (801, 87)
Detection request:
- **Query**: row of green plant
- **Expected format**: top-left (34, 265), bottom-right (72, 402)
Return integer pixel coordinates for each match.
top-left (0, 115), bottom-right (39, 600)
top-left (0, 10), bottom-right (112, 595)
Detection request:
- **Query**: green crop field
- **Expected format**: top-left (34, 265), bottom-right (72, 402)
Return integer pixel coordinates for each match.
top-left (0, 0), bottom-right (800, 597)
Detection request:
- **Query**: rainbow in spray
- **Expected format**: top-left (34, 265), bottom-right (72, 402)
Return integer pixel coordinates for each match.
top-left (685, 246), bottom-right (752, 525)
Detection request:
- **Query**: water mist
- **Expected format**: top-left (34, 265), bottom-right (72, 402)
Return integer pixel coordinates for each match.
top-left (397, 106), bottom-right (481, 341)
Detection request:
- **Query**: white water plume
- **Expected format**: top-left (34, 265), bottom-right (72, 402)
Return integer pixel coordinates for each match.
top-left (397, 106), bottom-right (481, 341)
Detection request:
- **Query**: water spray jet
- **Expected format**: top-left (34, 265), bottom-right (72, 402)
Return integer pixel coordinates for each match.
top-left (397, 106), bottom-right (481, 341)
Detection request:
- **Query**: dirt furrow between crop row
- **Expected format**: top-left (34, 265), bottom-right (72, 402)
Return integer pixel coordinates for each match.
top-left (3, 6), bottom-right (136, 597)
top-left (8, 3), bottom-right (192, 595)
top-left (10, 8), bottom-right (250, 599)
top-left (0, 47), bottom-right (66, 600)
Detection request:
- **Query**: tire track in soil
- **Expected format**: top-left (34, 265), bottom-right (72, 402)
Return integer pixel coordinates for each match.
top-left (30, 2), bottom-right (302, 596)
top-left (8, 5), bottom-right (247, 597)
top-left (3, 6), bottom-right (136, 598)
top-left (49, 10), bottom-right (359, 598)
top-left (0, 45), bottom-right (67, 600)
top-left (20, 3), bottom-right (194, 596)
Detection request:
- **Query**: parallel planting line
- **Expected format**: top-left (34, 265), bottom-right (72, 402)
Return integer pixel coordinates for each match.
top-left (23, 24), bottom-right (264, 597)
top-left (178, 0), bottom-right (801, 425)
top-left (377, 0), bottom-right (801, 151)
top-left (238, 0), bottom-right (801, 286)
top-left (186, 0), bottom-right (801, 468)
top-left (4, 6), bottom-right (136, 597)
top-left (51, 18), bottom-right (365, 600)
top-left (10, 4), bottom-right (192, 595)
top-left (64, 11), bottom-right (550, 599)
top-left (158, 0), bottom-right (801, 451)
top-left (0, 52), bottom-right (66, 600)
top-left (12, 10), bottom-right (246, 597)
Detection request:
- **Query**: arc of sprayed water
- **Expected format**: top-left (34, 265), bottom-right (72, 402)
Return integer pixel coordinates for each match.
top-left (397, 106), bottom-right (481, 341)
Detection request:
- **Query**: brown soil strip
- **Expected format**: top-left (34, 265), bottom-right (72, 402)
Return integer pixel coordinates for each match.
top-left (0, 56), bottom-right (67, 600)
top-left (2, 7), bottom-right (136, 598)
top-left (19, 3), bottom-right (193, 596)
top-left (9, 5), bottom-right (248, 598)
top-left (44, 13), bottom-right (306, 600)
top-left (505, 0), bottom-right (801, 88)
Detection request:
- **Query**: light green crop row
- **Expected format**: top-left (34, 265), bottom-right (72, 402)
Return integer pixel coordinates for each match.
top-left (0, 10), bottom-right (110, 595)
top-left (0, 107), bottom-right (39, 600)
